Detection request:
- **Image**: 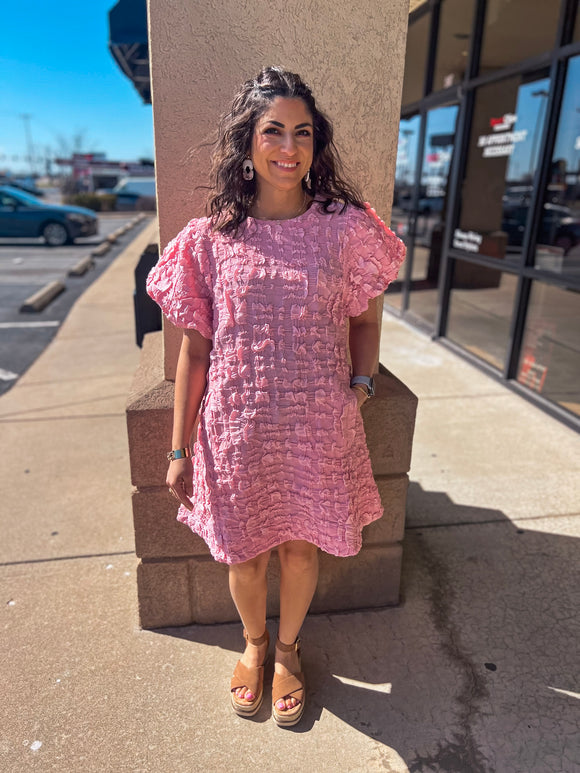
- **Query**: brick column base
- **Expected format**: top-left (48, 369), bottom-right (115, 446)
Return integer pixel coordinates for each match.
top-left (127, 332), bottom-right (417, 628)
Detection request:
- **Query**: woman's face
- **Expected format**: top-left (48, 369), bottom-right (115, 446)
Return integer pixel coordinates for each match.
top-left (250, 97), bottom-right (314, 198)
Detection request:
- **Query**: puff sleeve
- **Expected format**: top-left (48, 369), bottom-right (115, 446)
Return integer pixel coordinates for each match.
top-left (146, 222), bottom-right (214, 340)
top-left (342, 204), bottom-right (406, 318)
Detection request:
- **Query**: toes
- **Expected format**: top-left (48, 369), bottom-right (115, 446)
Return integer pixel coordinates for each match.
top-left (233, 686), bottom-right (254, 702)
top-left (275, 696), bottom-right (300, 711)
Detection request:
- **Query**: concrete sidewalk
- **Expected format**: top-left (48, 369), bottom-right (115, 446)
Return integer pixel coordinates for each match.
top-left (1, 224), bottom-right (578, 773)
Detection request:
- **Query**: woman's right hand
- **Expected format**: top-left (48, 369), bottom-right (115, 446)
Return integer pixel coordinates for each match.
top-left (167, 458), bottom-right (194, 511)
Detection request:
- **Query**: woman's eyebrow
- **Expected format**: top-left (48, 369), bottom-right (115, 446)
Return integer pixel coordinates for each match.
top-left (264, 120), bottom-right (313, 129)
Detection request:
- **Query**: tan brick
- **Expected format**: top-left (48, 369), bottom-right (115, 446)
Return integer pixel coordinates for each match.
top-left (363, 475), bottom-right (408, 545)
top-left (126, 334), bottom-right (175, 488)
top-left (312, 544), bottom-right (402, 611)
top-left (362, 367), bottom-right (418, 476)
top-left (132, 488), bottom-right (210, 559)
top-left (189, 557), bottom-right (238, 623)
top-left (137, 559), bottom-right (193, 629)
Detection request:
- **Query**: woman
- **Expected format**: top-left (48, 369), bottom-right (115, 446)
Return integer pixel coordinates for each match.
top-left (147, 66), bottom-right (405, 727)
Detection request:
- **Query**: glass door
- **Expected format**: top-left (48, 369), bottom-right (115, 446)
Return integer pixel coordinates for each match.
top-left (408, 103), bottom-right (459, 328)
top-left (386, 114), bottom-right (421, 312)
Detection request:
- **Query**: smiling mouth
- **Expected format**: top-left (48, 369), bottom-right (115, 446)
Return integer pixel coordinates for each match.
top-left (272, 161), bottom-right (300, 169)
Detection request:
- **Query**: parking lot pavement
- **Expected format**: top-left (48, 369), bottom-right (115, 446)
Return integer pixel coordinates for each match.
top-left (0, 214), bottom-right (133, 301)
top-left (0, 214), bottom-right (153, 396)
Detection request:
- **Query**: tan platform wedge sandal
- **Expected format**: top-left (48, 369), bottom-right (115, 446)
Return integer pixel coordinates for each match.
top-left (272, 636), bottom-right (305, 727)
top-left (230, 629), bottom-right (270, 717)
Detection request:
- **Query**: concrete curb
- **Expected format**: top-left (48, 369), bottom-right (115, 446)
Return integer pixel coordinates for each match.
top-left (91, 242), bottom-right (111, 258)
top-left (20, 280), bottom-right (66, 312)
top-left (68, 255), bottom-right (95, 277)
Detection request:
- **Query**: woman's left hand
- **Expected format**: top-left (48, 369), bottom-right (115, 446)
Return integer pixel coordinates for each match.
top-left (351, 386), bottom-right (369, 409)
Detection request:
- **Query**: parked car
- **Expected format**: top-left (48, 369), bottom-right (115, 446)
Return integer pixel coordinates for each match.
top-left (501, 201), bottom-right (580, 251)
top-left (0, 176), bottom-right (44, 197)
top-left (113, 177), bottom-right (156, 211)
top-left (396, 194), bottom-right (445, 215)
top-left (0, 186), bottom-right (98, 246)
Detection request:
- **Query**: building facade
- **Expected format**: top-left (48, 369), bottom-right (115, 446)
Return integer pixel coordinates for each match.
top-left (389, 0), bottom-right (580, 428)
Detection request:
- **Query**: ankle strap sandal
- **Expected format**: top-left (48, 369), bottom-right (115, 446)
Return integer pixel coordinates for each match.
top-left (272, 636), bottom-right (305, 727)
top-left (230, 628), bottom-right (270, 717)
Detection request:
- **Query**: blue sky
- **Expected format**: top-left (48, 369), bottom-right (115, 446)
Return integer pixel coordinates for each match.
top-left (0, 0), bottom-right (153, 175)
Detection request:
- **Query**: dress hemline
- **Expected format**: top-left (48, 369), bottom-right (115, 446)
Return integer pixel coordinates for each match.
top-left (176, 507), bottom-right (384, 565)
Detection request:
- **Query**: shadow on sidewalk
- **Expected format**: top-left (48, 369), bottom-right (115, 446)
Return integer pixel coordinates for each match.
top-left (152, 482), bottom-right (578, 772)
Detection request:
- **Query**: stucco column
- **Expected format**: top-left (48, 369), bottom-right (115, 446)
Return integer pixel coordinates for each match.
top-left (148, 0), bottom-right (409, 380)
top-left (126, 0), bottom-right (416, 628)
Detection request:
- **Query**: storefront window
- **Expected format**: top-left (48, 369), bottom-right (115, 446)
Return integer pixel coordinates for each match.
top-left (446, 261), bottom-right (517, 371)
top-left (574, 3), bottom-right (580, 42)
top-left (388, 115), bottom-right (421, 310)
top-left (432, 0), bottom-right (475, 92)
top-left (517, 282), bottom-right (580, 417)
top-left (401, 12), bottom-right (430, 106)
top-left (455, 71), bottom-right (551, 265)
top-left (534, 56), bottom-right (580, 277)
top-left (408, 104), bottom-right (459, 327)
top-left (479, 0), bottom-right (559, 76)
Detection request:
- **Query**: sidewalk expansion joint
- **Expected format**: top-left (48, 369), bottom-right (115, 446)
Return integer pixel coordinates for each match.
top-left (0, 550), bottom-right (135, 568)
top-left (406, 512), bottom-right (580, 530)
top-left (0, 412), bottom-right (125, 424)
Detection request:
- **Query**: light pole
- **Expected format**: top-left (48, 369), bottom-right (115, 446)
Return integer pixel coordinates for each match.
top-left (19, 113), bottom-right (36, 177)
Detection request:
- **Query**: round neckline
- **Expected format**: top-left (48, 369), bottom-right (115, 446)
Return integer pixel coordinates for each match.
top-left (246, 199), bottom-right (319, 225)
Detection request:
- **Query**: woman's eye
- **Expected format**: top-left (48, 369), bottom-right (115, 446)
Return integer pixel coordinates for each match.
top-left (297, 130), bottom-right (311, 137)
top-left (264, 127), bottom-right (279, 134)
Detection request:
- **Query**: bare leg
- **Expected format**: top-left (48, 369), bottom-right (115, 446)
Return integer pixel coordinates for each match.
top-left (275, 540), bottom-right (319, 711)
top-left (229, 549), bottom-right (271, 701)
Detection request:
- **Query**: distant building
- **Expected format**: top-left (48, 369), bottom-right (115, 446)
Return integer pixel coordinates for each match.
top-left (54, 153), bottom-right (154, 192)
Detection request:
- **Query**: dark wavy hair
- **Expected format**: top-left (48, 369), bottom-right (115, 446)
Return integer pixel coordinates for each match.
top-left (206, 66), bottom-right (364, 234)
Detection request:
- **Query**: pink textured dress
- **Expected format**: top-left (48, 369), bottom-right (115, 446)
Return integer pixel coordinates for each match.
top-left (147, 202), bottom-right (405, 564)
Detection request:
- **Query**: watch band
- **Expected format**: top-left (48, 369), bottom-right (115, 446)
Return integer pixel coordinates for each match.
top-left (167, 447), bottom-right (191, 461)
top-left (350, 376), bottom-right (375, 396)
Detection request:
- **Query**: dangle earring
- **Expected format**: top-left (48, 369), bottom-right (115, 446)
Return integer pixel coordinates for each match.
top-left (242, 158), bottom-right (254, 181)
top-left (304, 168), bottom-right (312, 189)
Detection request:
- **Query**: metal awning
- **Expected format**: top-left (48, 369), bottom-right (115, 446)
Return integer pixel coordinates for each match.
top-left (108, 0), bottom-right (151, 104)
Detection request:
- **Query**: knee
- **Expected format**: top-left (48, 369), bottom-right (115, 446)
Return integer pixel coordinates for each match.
top-left (229, 552), bottom-right (269, 585)
top-left (278, 541), bottom-right (319, 575)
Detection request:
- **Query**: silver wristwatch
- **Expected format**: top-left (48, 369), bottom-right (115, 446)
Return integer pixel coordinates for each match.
top-left (350, 376), bottom-right (375, 397)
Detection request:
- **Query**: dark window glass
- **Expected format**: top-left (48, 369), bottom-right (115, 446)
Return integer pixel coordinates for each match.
top-left (446, 260), bottom-right (517, 371)
top-left (455, 71), bottom-right (551, 264)
top-left (534, 56), bottom-right (580, 278)
top-left (401, 12), bottom-right (430, 106)
top-left (408, 104), bottom-right (459, 327)
top-left (0, 193), bottom-right (19, 208)
top-left (517, 282), bottom-right (580, 417)
top-left (388, 114), bottom-right (421, 310)
top-left (479, 0), bottom-right (559, 76)
top-left (432, 0), bottom-right (475, 92)
top-left (574, 3), bottom-right (580, 42)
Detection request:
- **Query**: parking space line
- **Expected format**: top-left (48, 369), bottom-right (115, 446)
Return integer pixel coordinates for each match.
top-left (0, 321), bottom-right (60, 328)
